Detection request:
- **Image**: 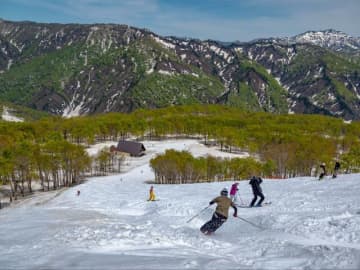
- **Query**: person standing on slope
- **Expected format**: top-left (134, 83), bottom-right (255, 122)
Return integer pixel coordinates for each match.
top-left (319, 163), bottom-right (326, 180)
top-left (230, 182), bottom-right (239, 202)
top-left (332, 161), bottom-right (340, 178)
top-left (249, 176), bottom-right (265, 207)
top-left (200, 188), bottom-right (237, 235)
top-left (148, 185), bottom-right (156, 201)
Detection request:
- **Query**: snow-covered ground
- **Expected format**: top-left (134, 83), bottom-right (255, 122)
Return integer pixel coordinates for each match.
top-left (0, 139), bottom-right (360, 269)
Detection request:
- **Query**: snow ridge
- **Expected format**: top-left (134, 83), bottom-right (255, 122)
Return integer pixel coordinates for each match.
top-left (292, 29), bottom-right (360, 51)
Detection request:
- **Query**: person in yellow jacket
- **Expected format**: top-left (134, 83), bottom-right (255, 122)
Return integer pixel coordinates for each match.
top-left (148, 185), bottom-right (156, 201)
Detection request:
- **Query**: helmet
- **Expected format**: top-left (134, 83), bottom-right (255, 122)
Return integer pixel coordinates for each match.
top-left (220, 188), bottom-right (228, 196)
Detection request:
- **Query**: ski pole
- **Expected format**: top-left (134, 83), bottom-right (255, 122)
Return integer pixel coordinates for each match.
top-left (236, 216), bottom-right (265, 230)
top-left (237, 193), bottom-right (245, 205)
top-left (186, 205), bottom-right (211, 223)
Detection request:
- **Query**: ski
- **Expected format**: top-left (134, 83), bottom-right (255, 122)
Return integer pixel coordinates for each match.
top-left (200, 230), bottom-right (213, 236)
top-left (235, 202), bottom-right (272, 208)
top-left (263, 201), bottom-right (272, 206)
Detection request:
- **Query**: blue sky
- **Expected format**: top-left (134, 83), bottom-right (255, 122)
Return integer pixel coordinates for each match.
top-left (1, 0), bottom-right (359, 41)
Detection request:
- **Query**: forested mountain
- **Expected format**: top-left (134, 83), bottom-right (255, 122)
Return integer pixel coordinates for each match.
top-left (0, 19), bottom-right (359, 119)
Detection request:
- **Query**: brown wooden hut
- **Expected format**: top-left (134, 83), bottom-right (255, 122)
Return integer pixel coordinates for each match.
top-left (112, 141), bottom-right (146, 157)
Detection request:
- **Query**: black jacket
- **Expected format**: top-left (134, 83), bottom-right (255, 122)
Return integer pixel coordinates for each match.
top-left (249, 176), bottom-right (263, 194)
top-left (320, 165), bottom-right (326, 174)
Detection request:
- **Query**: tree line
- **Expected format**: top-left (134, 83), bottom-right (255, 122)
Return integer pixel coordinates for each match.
top-left (1, 105), bottom-right (359, 198)
top-left (0, 123), bottom-right (125, 201)
top-left (150, 149), bottom-right (270, 184)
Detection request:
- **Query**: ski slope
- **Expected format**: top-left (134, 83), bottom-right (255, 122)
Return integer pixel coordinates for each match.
top-left (0, 139), bottom-right (359, 269)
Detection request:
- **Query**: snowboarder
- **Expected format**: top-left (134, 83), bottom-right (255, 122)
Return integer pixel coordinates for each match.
top-left (200, 188), bottom-right (237, 235)
top-left (76, 190), bottom-right (80, 196)
top-left (319, 163), bottom-right (326, 180)
top-left (332, 161), bottom-right (340, 178)
top-left (230, 182), bottom-right (239, 202)
top-left (148, 185), bottom-right (156, 201)
top-left (249, 176), bottom-right (265, 207)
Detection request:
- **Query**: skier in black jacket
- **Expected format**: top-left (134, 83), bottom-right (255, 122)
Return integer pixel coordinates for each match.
top-left (332, 161), bottom-right (340, 178)
top-left (319, 163), bottom-right (326, 180)
top-left (249, 176), bottom-right (265, 207)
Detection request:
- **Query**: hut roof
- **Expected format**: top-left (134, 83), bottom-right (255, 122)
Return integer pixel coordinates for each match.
top-left (116, 141), bottom-right (146, 156)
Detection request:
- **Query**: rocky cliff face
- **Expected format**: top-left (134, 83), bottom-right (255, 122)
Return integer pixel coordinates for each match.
top-left (0, 19), bottom-right (359, 119)
top-left (234, 42), bottom-right (360, 119)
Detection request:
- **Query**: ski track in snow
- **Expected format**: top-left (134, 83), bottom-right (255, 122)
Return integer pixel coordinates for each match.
top-left (0, 139), bottom-right (360, 269)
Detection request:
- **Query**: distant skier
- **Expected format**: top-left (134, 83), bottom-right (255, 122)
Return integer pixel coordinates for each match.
top-left (319, 163), bottom-right (326, 180)
top-left (200, 188), bottom-right (237, 235)
top-left (77, 190), bottom-right (80, 196)
top-left (148, 185), bottom-right (156, 201)
top-left (332, 161), bottom-right (340, 178)
top-left (249, 176), bottom-right (265, 207)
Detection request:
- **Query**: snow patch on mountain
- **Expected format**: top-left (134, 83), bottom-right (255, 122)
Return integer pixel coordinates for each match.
top-left (146, 59), bottom-right (156, 74)
top-left (1, 47), bottom-right (7, 55)
top-left (62, 102), bottom-right (84, 118)
top-left (209, 45), bottom-right (234, 63)
top-left (6, 59), bottom-right (12, 70)
top-left (158, 69), bottom-right (173, 76)
top-left (9, 38), bottom-right (24, 52)
top-left (1, 106), bottom-right (23, 122)
top-left (287, 47), bottom-right (296, 62)
top-left (290, 30), bottom-right (360, 52)
top-left (152, 35), bottom-right (176, 50)
top-left (62, 91), bottom-right (85, 118)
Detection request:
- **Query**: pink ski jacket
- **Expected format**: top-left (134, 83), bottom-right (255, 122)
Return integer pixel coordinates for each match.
top-left (230, 183), bottom-right (238, 196)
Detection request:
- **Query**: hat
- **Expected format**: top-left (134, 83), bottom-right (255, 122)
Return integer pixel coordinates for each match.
top-left (220, 188), bottom-right (228, 196)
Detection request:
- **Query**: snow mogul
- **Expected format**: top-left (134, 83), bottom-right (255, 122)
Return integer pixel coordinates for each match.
top-left (200, 188), bottom-right (237, 235)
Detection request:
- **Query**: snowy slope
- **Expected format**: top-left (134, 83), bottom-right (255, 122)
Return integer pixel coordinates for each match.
top-left (0, 140), bottom-right (360, 269)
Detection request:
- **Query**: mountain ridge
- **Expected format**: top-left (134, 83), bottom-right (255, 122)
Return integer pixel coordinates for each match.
top-left (0, 19), bottom-right (359, 119)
